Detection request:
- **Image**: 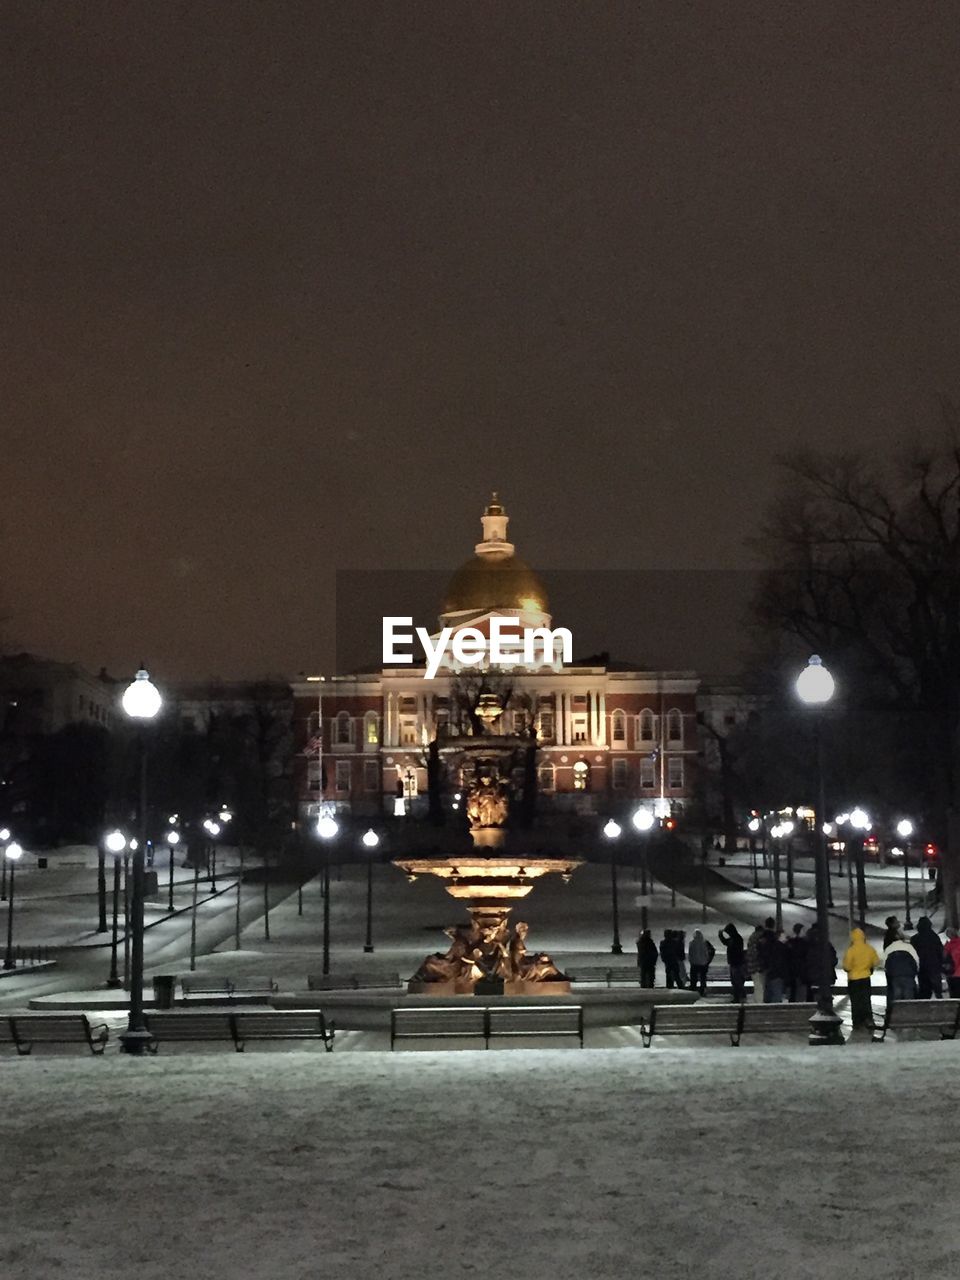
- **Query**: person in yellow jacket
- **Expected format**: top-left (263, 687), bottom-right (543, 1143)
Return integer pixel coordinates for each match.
top-left (842, 927), bottom-right (881, 1029)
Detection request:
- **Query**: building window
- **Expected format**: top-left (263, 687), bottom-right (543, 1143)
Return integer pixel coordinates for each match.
top-left (364, 711), bottom-right (379, 745)
top-left (573, 760), bottom-right (590, 791)
top-left (538, 763), bottom-right (555, 792)
top-left (667, 756), bottom-right (683, 790)
top-left (572, 714), bottom-right (588, 742)
top-left (307, 760), bottom-right (322, 793)
top-left (667, 709), bottom-right (683, 743)
top-left (435, 709), bottom-right (449, 737)
top-left (363, 760), bottom-right (380, 792)
top-left (399, 696), bottom-right (416, 714)
top-left (611, 709), bottom-right (626, 744)
top-left (401, 768), bottom-right (418, 798)
top-left (400, 719), bottom-right (418, 746)
top-left (512, 710), bottom-right (526, 734)
top-left (335, 760), bottom-right (351, 794)
top-left (640, 757), bottom-right (656, 789)
top-left (612, 758), bottom-right (628, 790)
top-left (538, 710), bottom-right (554, 739)
top-left (638, 709), bottom-right (656, 742)
top-left (307, 711), bottom-right (320, 737)
top-left (572, 694), bottom-right (587, 707)
top-left (336, 712), bottom-right (353, 745)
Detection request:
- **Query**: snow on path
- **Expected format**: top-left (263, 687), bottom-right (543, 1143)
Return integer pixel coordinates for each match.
top-left (2, 1042), bottom-right (958, 1280)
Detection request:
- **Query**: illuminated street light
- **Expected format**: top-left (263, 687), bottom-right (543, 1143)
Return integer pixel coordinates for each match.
top-left (119, 665), bottom-right (161, 1055)
top-left (631, 807), bottom-right (655, 833)
top-left (896, 818), bottom-right (914, 839)
top-left (105, 829), bottom-right (127, 854)
top-left (317, 815), bottom-right (339, 841)
top-left (794, 654), bottom-right (843, 1045)
top-left (603, 819), bottom-right (622, 839)
top-left (3, 842), bottom-right (24, 969)
top-left (362, 829), bottom-right (381, 952)
top-left (850, 807), bottom-right (870, 831)
top-left (316, 813), bottom-right (339, 974)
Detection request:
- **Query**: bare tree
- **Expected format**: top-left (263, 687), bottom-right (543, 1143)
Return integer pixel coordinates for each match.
top-left (754, 419), bottom-right (960, 923)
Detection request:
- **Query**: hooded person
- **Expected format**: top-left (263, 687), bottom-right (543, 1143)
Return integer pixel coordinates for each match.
top-left (842, 927), bottom-right (881, 1028)
top-left (911, 917), bottom-right (944, 999)
top-left (637, 928), bottom-right (658, 988)
top-left (804, 921), bottom-right (838, 1000)
top-left (944, 927), bottom-right (960, 998)
top-left (687, 929), bottom-right (715, 995)
top-left (719, 923), bottom-right (747, 1003)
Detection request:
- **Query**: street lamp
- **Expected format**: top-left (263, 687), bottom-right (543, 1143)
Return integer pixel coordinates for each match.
top-left (747, 816), bottom-right (762, 888)
top-left (119, 666), bottom-right (162, 1055)
top-left (603, 819), bottom-right (623, 954)
top-left (3, 842), bottom-right (23, 969)
top-left (104, 829), bottom-right (127, 988)
top-left (362, 828), bottom-right (380, 953)
top-left (631, 806), bottom-right (655, 896)
top-left (203, 818), bottom-right (222, 891)
top-left (896, 818), bottom-right (915, 927)
top-left (166, 829), bottom-right (180, 912)
top-left (317, 814), bottom-right (339, 975)
top-left (0, 826), bottom-right (11, 901)
top-left (795, 654), bottom-right (843, 1045)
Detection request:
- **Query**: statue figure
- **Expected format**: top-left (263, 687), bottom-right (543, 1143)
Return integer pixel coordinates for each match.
top-left (466, 772), bottom-right (510, 828)
top-left (508, 920), bottom-right (568, 983)
top-left (412, 922), bottom-right (480, 983)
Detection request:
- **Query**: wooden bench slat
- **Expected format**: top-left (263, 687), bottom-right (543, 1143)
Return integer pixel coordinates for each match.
top-left (739, 1003), bottom-right (819, 1036)
top-left (233, 1011), bottom-right (334, 1052)
top-left (7, 1015), bottom-right (109, 1055)
top-left (143, 1013), bottom-right (236, 1051)
top-left (487, 1006), bottom-right (583, 1045)
top-left (642, 1004), bottom-right (743, 1047)
top-left (873, 999), bottom-right (960, 1042)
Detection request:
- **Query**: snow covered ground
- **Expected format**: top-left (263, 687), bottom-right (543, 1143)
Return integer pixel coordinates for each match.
top-left (3, 1041), bottom-right (958, 1280)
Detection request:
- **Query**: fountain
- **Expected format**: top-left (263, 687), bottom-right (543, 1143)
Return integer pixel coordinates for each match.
top-left (394, 715), bottom-right (582, 996)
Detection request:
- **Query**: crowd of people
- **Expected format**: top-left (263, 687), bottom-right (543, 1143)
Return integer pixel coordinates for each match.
top-left (636, 915), bottom-right (960, 1025)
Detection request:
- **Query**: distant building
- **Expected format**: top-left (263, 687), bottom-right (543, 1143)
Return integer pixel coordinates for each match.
top-left (0, 652), bottom-right (119, 736)
top-left (292, 496), bottom-right (700, 821)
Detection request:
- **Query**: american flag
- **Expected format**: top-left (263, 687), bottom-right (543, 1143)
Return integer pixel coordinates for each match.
top-left (303, 734), bottom-right (323, 755)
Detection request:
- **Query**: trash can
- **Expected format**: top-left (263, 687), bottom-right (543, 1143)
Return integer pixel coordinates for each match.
top-left (37, 857), bottom-right (48, 870)
top-left (152, 975), bottom-right (176, 1009)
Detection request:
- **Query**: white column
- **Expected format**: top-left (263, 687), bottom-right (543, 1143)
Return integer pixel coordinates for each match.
top-left (386, 692), bottom-right (395, 747)
top-left (598, 691), bottom-right (607, 746)
top-left (556, 691), bottom-right (564, 745)
top-left (588, 691), bottom-right (597, 744)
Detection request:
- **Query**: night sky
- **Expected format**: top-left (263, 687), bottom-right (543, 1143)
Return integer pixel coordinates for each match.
top-left (3, 2), bottom-right (959, 680)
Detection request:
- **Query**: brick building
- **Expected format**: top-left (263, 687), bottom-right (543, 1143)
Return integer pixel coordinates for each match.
top-left (292, 496), bottom-right (699, 822)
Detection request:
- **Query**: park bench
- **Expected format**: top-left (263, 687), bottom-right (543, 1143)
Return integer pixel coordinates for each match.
top-left (570, 967), bottom-right (641, 987)
top-left (640, 1003), bottom-right (743, 1047)
top-left (143, 1012), bottom-right (236, 1051)
top-left (233, 1010), bottom-right (335, 1052)
top-left (738, 1002), bottom-right (819, 1039)
top-left (487, 1004), bottom-right (584, 1046)
top-left (308, 972), bottom-right (402, 991)
top-left (872, 999), bottom-right (960, 1043)
top-left (391, 1006), bottom-right (487, 1048)
top-left (180, 976), bottom-right (277, 1002)
top-left (1, 1014), bottom-right (110, 1055)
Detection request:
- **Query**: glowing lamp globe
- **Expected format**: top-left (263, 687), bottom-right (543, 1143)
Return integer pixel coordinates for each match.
top-left (795, 655), bottom-right (835, 705)
top-left (603, 819), bottom-right (622, 840)
top-left (631, 807), bottom-right (655, 833)
top-left (362, 829), bottom-right (380, 848)
top-left (316, 815), bottom-right (339, 840)
top-left (105, 830), bottom-right (127, 854)
top-left (122, 668), bottom-right (162, 720)
top-left (0, 828), bottom-right (10, 842)
top-left (166, 830), bottom-right (180, 846)
top-left (896, 819), bottom-right (914, 839)
top-left (747, 817), bottom-right (761, 833)
top-left (5, 841), bottom-right (23, 862)
top-left (850, 807), bottom-right (870, 831)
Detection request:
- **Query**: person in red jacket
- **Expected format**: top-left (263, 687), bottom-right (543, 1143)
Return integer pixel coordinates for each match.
top-left (944, 927), bottom-right (960, 998)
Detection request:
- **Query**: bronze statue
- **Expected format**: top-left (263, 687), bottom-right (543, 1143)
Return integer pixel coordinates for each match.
top-left (508, 920), bottom-right (568, 982)
top-left (466, 772), bottom-right (509, 828)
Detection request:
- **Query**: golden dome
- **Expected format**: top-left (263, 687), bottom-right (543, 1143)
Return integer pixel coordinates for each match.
top-left (441, 493), bottom-right (549, 618)
top-left (442, 552), bottom-right (549, 616)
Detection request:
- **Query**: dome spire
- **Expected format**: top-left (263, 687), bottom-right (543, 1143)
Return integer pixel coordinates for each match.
top-left (477, 491), bottom-right (513, 557)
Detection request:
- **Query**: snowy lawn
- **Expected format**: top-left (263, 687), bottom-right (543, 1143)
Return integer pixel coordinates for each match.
top-left (3, 1042), bottom-right (959, 1280)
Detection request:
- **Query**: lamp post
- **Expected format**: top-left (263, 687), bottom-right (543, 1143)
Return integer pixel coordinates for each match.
top-left (235, 842), bottom-right (245, 950)
top-left (631, 806), bottom-right (655, 897)
top-left (119, 666), bottom-right (162, 1055)
top-left (0, 826), bottom-right (11, 901)
top-left (96, 837), bottom-right (108, 933)
top-left (317, 815), bottom-right (339, 974)
top-left (362, 828), bottom-right (380, 953)
top-left (105, 829), bottom-right (126, 988)
top-left (603, 819), bottom-right (624, 954)
top-left (203, 818), bottom-right (221, 891)
top-left (897, 819), bottom-right (915, 927)
top-left (795, 654), bottom-right (844, 1045)
top-left (747, 816), bottom-right (761, 888)
top-left (3, 842), bottom-right (23, 969)
top-left (166, 829), bottom-right (180, 912)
